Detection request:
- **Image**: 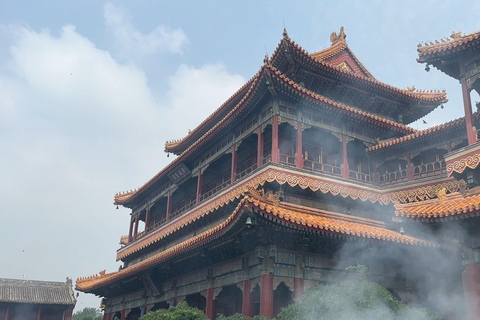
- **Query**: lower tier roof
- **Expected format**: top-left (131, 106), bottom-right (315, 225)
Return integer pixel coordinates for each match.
top-left (76, 190), bottom-right (433, 293)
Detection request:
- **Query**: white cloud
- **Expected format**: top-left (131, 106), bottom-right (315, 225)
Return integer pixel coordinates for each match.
top-left (165, 63), bottom-right (246, 139)
top-left (103, 2), bottom-right (188, 57)
top-left (0, 20), bottom-right (244, 309)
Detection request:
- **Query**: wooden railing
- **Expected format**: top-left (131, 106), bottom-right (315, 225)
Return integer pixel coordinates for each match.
top-left (349, 170), bottom-right (372, 183)
top-left (146, 217), bottom-right (167, 232)
top-left (303, 159), bottom-right (342, 177)
top-left (414, 160), bottom-right (446, 179)
top-left (236, 163), bottom-right (257, 180)
top-left (200, 179), bottom-right (231, 201)
top-left (378, 169), bottom-right (407, 186)
top-left (279, 153), bottom-right (296, 167)
top-left (170, 199), bottom-right (196, 220)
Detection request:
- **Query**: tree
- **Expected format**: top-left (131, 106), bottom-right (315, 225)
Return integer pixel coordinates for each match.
top-left (276, 264), bottom-right (440, 320)
top-left (142, 301), bottom-right (208, 320)
top-left (73, 307), bottom-right (103, 320)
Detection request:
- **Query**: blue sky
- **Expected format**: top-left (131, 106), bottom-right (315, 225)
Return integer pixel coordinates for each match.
top-left (0, 0), bottom-right (479, 310)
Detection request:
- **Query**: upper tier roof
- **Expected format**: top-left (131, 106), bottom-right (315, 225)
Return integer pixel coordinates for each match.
top-left (165, 28), bottom-right (446, 155)
top-left (417, 29), bottom-right (480, 80)
top-left (116, 62), bottom-right (417, 206)
top-left (0, 278), bottom-right (76, 305)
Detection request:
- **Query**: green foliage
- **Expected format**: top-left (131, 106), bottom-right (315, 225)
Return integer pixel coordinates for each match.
top-left (216, 314), bottom-right (269, 320)
top-left (276, 265), bottom-right (441, 320)
top-left (142, 301), bottom-right (208, 320)
top-left (73, 307), bottom-right (103, 320)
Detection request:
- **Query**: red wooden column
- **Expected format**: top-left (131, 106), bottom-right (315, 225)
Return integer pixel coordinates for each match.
top-left (64, 308), bottom-right (73, 320)
top-left (166, 191), bottom-right (172, 222)
top-left (257, 126), bottom-right (264, 167)
top-left (463, 262), bottom-right (480, 320)
top-left (133, 216), bottom-right (139, 240)
top-left (296, 122), bottom-right (303, 169)
top-left (145, 207), bottom-right (151, 233)
top-left (5, 306), bottom-right (9, 320)
top-left (103, 313), bottom-right (108, 320)
top-left (196, 170), bottom-right (203, 204)
top-left (242, 279), bottom-right (253, 317)
top-left (341, 133), bottom-right (349, 179)
top-left (36, 308), bottom-right (41, 320)
top-left (460, 61), bottom-right (477, 145)
top-left (406, 154), bottom-right (414, 181)
top-left (231, 144), bottom-right (237, 183)
top-left (128, 217), bottom-right (134, 241)
top-left (206, 287), bottom-right (216, 320)
top-left (120, 309), bottom-right (126, 320)
top-left (294, 257), bottom-right (304, 301)
top-left (260, 274), bottom-right (274, 318)
top-left (271, 115), bottom-right (279, 163)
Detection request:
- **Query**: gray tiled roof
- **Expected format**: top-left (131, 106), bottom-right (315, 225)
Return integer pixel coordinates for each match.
top-left (0, 278), bottom-right (76, 305)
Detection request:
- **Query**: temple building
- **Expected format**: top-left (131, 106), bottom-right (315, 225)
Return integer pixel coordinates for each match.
top-left (0, 278), bottom-right (76, 320)
top-left (76, 28), bottom-right (479, 319)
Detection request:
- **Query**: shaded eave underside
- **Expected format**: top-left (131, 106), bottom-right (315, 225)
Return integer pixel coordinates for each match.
top-left (116, 63), bottom-right (416, 205)
top-left (77, 193), bottom-right (432, 293)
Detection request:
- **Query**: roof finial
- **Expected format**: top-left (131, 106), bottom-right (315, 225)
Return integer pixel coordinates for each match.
top-left (263, 53), bottom-right (270, 65)
top-left (330, 26), bottom-right (346, 45)
top-left (283, 28), bottom-right (289, 39)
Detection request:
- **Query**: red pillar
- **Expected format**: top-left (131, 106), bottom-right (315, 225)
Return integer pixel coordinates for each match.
top-left (260, 274), bottom-right (274, 318)
top-left (257, 126), bottom-right (264, 167)
top-left (231, 144), bottom-right (237, 183)
top-left (242, 279), bottom-right (253, 317)
top-left (463, 262), bottom-right (480, 320)
top-left (133, 216), bottom-right (139, 240)
top-left (196, 170), bottom-right (203, 204)
top-left (145, 207), bottom-right (151, 233)
top-left (296, 122), bottom-right (303, 169)
top-left (128, 217), bottom-right (134, 241)
top-left (166, 191), bottom-right (172, 222)
top-left (120, 310), bottom-right (126, 320)
top-left (406, 154), bottom-right (414, 181)
top-left (341, 133), bottom-right (349, 179)
top-left (206, 288), bottom-right (216, 320)
top-left (294, 277), bottom-right (304, 301)
top-left (460, 62), bottom-right (477, 145)
top-left (103, 312), bottom-right (108, 320)
top-left (5, 306), bottom-right (9, 320)
top-left (36, 308), bottom-right (41, 320)
top-left (272, 115), bottom-right (279, 163)
top-left (64, 308), bottom-right (73, 320)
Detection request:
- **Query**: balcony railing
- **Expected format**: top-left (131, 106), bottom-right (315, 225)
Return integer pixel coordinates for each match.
top-left (349, 170), bottom-right (372, 183)
top-left (146, 217), bottom-right (167, 233)
top-left (279, 153), bottom-right (296, 167)
top-left (303, 159), bottom-right (342, 177)
top-left (200, 179), bottom-right (231, 201)
top-left (414, 160), bottom-right (446, 179)
top-left (170, 199), bottom-right (196, 220)
top-left (236, 163), bottom-right (257, 180)
top-left (378, 169), bottom-right (407, 186)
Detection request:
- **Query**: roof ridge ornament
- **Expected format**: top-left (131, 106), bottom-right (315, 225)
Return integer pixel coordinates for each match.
top-left (283, 28), bottom-right (289, 39)
top-left (330, 26), bottom-right (346, 45)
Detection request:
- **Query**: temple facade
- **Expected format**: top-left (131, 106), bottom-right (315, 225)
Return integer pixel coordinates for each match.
top-left (76, 28), bottom-right (480, 320)
top-left (0, 278), bottom-right (76, 320)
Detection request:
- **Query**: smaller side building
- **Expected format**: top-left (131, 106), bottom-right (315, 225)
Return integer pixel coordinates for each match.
top-left (0, 278), bottom-right (76, 320)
